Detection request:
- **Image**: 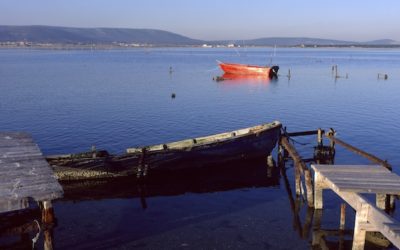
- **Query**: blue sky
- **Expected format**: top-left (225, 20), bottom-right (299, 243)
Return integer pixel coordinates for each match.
top-left (1, 0), bottom-right (399, 41)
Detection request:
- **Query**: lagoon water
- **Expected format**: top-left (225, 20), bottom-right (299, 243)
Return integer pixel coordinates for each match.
top-left (1, 48), bottom-right (400, 249)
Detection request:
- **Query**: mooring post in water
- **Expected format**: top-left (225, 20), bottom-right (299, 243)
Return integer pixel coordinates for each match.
top-left (335, 65), bottom-right (338, 78)
top-left (317, 128), bottom-right (323, 147)
top-left (40, 200), bottom-right (55, 250)
top-left (41, 200), bottom-right (54, 224)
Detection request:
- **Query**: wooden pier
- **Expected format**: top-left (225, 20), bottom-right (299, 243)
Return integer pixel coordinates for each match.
top-left (278, 127), bottom-right (400, 249)
top-left (312, 164), bottom-right (400, 249)
top-left (0, 132), bottom-right (63, 216)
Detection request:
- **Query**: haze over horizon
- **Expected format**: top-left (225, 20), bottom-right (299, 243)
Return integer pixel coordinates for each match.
top-left (1, 0), bottom-right (399, 42)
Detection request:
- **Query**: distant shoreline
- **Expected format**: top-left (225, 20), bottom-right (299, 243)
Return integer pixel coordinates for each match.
top-left (1, 43), bottom-right (400, 50)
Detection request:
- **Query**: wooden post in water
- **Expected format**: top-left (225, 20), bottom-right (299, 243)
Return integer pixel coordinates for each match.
top-left (340, 203), bottom-right (346, 230)
top-left (41, 200), bottom-right (55, 250)
top-left (317, 128), bottom-right (323, 147)
top-left (41, 200), bottom-right (54, 224)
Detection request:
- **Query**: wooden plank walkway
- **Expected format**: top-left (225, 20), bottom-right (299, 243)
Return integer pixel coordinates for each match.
top-left (0, 132), bottom-right (63, 213)
top-left (312, 164), bottom-right (400, 249)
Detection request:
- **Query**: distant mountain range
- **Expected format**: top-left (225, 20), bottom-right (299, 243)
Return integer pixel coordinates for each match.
top-left (0, 25), bottom-right (399, 47)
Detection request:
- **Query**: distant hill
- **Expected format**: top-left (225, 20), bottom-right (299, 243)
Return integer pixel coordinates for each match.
top-left (219, 37), bottom-right (356, 46)
top-left (0, 25), bottom-right (203, 45)
top-left (213, 37), bottom-right (400, 47)
top-left (363, 39), bottom-right (400, 45)
top-left (0, 25), bottom-right (399, 47)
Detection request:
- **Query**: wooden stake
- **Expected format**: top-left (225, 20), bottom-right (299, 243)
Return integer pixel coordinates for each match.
top-left (314, 171), bottom-right (324, 209)
top-left (41, 200), bottom-right (54, 224)
top-left (340, 203), bottom-right (346, 230)
top-left (317, 128), bottom-right (323, 147)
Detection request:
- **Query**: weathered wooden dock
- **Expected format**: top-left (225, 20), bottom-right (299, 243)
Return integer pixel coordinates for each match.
top-left (0, 132), bottom-right (63, 215)
top-left (313, 164), bottom-right (400, 249)
top-left (278, 127), bottom-right (400, 249)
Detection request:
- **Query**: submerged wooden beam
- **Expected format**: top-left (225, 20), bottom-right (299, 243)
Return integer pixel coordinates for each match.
top-left (325, 133), bottom-right (392, 171)
top-left (280, 136), bottom-right (314, 207)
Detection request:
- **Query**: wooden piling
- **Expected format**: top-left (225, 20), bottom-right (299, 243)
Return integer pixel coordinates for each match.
top-left (340, 203), bottom-right (346, 230)
top-left (41, 201), bottom-right (54, 224)
top-left (317, 128), bottom-right (323, 147)
top-left (353, 203), bottom-right (369, 250)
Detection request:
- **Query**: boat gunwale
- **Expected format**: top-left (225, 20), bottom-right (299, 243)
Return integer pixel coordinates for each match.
top-left (219, 61), bottom-right (270, 69)
top-left (126, 121), bottom-right (281, 154)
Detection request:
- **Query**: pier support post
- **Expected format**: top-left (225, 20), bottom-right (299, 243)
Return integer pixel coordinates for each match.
top-left (376, 194), bottom-right (387, 210)
top-left (352, 203), bottom-right (369, 250)
top-left (314, 171), bottom-right (323, 209)
top-left (304, 169), bottom-right (314, 207)
top-left (390, 195), bottom-right (396, 210)
top-left (340, 203), bottom-right (346, 230)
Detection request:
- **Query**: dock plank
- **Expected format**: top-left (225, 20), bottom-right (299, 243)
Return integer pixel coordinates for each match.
top-left (312, 164), bottom-right (390, 173)
top-left (0, 132), bottom-right (63, 213)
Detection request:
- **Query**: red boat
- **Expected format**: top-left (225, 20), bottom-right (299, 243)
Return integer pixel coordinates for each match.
top-left (218, 61), bottom-right (279, 78)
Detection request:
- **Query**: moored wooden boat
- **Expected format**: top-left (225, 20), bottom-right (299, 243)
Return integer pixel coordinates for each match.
top-left (47, 121), bottom-right (282, 180)
top-left (218, 61), bottom-right (279, 78)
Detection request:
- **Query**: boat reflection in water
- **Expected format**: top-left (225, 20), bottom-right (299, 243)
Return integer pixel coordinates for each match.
top-left (0, 158), bottom-right (280, 249)
top-left (219, 73), bottom-right (273, 83)
top-left (60, 157), bottom-right (281, 207)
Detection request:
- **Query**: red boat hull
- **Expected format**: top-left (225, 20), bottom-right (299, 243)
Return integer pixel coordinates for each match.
top-left (219, 62), bottom-right (271, 75)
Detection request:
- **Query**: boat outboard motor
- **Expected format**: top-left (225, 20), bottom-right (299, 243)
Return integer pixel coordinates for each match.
top-left (269, 65), bottom-right (279, 79)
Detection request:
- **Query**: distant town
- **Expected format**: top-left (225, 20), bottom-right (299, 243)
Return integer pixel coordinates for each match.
top-left (1, 25), bottom-right (399, 49)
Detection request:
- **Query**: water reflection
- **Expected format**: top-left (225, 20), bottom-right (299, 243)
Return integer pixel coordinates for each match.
top-left (60, 158), bottom-right (281, 206)
top-left (1, 153), bottom-right (395, 249)
top-left (219, 73), bottom-right (272, 82)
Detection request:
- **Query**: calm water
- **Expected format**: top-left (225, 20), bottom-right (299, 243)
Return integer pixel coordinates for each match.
top-left (1, 48), bottom-right (400, 249)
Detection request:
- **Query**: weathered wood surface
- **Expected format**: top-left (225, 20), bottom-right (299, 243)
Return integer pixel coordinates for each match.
top-left (312, 164), bottom-right (400, 249)
top-left (0, 132), bottom-right (63, 213)
top-left (312, 165), bottom-right (400, 194)
top-left (280, 136), bottom-right (314, 207)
